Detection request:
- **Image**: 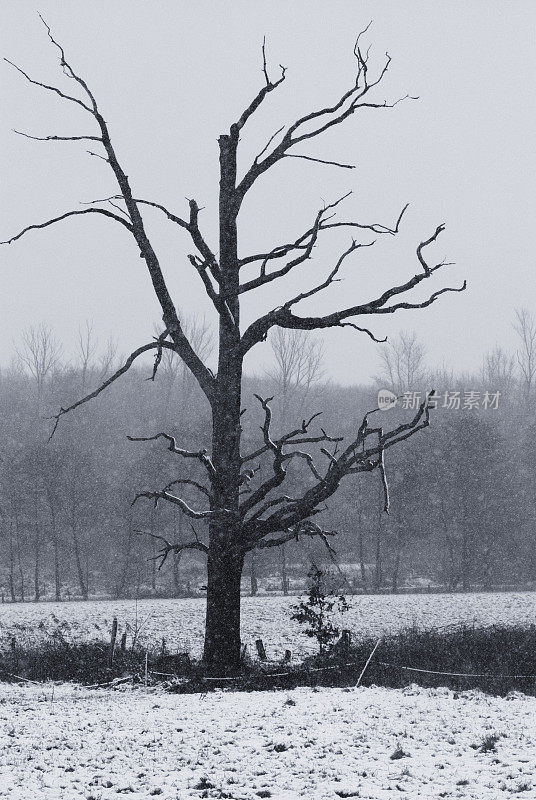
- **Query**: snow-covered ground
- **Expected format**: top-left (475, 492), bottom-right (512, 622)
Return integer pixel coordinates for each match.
top-left (1, 592), bottom-right (535, 660)
top-left (0, 682), bottom-right (534, 799)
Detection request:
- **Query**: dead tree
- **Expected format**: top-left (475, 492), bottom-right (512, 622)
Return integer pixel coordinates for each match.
top-left (3, 20), bottom-right (465, 669)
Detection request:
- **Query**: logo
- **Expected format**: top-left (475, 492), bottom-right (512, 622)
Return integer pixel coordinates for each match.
top-left (378, 389), bottom-right (398, 411)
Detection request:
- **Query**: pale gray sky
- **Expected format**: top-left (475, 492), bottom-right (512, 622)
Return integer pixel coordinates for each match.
top-left (1, 1), bottom-right (535, 384)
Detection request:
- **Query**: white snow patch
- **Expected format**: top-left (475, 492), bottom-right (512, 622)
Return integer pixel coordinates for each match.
top-left (0, 682), bottom-right (534, 799)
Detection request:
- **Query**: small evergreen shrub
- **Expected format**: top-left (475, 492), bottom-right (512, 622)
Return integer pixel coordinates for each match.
top-left (290, 566), bottom-right (349, 653)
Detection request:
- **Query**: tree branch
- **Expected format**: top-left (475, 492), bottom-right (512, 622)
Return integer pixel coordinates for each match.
top-left (162, 477), bottom-right (212, 500)
top-left (4, 57), bottom-right (93, 113)
top-left (127, 432), bottom-right (216, 479)
top-left (241, 224), bottom-right (465, 353)
top-left (235, 30), bottom-right (411, 203)
top-left (13, 129), bottom-right (101, 142)
top-left (6, 18), bottom-right (217, 405)
top-left (132, 490), bottom-right (220, 519)
top-left (238, 193), bottom-right (350, 294)
top-left (282, 239), bottom-right (375, 309)
top-left (242, 394), bottom-right (434, 546)
top-left (1, 208), bottom-right (133, 244)
top-left (232, 37), bottom-right (286, 132)
top-left (284, 153), bottom-right (356, 170)
top-left (48, 339), bottom-right (175, 438)
top-left (238, 198), bottom-right (407, 272)
top-left (248, 520), bottom-right (337, 554)
top-left (240, 396), bottom-right (342, 518)
top-left (138, 530), bottom-right (208, 570)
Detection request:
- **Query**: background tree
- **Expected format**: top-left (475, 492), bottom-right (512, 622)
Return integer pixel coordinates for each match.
top-left (263, 328), bottom-right (325, 593)
top-left (3, 21), bottom-right (464, 669)
top-left (481, 346), bottom-right (515, 401)
top-left (17, 323), bottom-right (62, 410)
top-left (377, 330), bottom-right (426, 394)
top-left (514, 308), bottom-right (536, 406)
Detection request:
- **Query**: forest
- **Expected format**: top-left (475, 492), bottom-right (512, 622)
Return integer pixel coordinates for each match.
top-left (1, 313), bottom-right (534, 603)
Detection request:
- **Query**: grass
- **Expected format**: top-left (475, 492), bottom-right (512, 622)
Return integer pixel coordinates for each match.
top-left (356, 623), bottom-right (536, 695)
top-left (2, 623), bottom-right (536, 696)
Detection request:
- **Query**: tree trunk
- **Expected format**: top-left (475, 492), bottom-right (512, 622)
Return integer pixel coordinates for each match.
top-left (8, 525), bottom-right (16, 602)
top-left (461, 526), bottom-right (470, 592)
top-left (150, 510), bottom-right (157, 594)
top-left (49, 504), bottom-right (61, 602)
top-left (14, 514), bottom-right (25, 602)
top-left (32, 490), bottom-right (41, 602)
top-left (72, 523), bottom-right (88, 600)
top-left (445, 533), bottom-right (457, 591)
top-left (482, 536), bottom-right (493, 590)
top-left (391, 534), bottom-right (402, 594)
top-left (172, 515), bottom-right (182, 596)
top-left (281, 543), bottom-right (289, 595)
top-left (357, 526), bottom-right (367, 591)
top-left (114, 520), bottom-right (133, 599)
top-left (374, 491), bottom-right (383, 591)
top-left (250, 553), bottom-right (258, 596)
top-left (204, 364), bottom-right (244, 669)
top-left (201, 129), bottom-right (245, 671)
top-left (203, 539), bottom-right (244, 671)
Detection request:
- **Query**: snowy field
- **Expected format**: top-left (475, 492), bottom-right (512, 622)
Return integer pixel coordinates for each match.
top-left (0, 682), bottom-right (534, 799)
top-left (1, 591), bottom-right (535, 660)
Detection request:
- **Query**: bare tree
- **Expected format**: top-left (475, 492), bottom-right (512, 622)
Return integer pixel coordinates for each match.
top-left (482, 345), bottom-right (515, 400)
top-left (267, 328), bottom-right (324, 425)
top-left (3, 21), bottom-right (465, 669)
top-left (76, 320), bottom-right (97, 392)
top-left (514, 308), bottom-right (536, 403)
top-left (153, 313), bottom-right (213, 423)
top-left (98, 336), bottom-right (118, 381)
top-left (17, 322), bottom-right (62, 407)
top-left (267, 327), bottom-right (324, 593)
top-left (377, 330), bottom-right (425, 393)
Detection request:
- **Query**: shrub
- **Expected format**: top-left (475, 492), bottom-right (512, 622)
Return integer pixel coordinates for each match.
top-left (291, 566), bottom-right (349, 653)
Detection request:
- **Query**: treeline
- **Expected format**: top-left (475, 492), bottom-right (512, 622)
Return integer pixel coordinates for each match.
top-left (0, 318), bottom-right (535, 601)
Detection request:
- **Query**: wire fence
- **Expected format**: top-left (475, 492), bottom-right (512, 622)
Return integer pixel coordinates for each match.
top-left (149, 651), bottom-right (536, 684)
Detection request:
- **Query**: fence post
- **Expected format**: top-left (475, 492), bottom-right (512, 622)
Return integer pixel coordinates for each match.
top-left (255, 639), bottom-right (267, 661)
top-left (108, 617), bottom-right (118, 668)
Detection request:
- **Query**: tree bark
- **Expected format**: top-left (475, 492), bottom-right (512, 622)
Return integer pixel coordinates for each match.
top-left (201, 130), bottom-right (245, 671)
top-left (281, 543), bottom-right (289, 595)
top-left (203, 538), bottom-right (244, 671)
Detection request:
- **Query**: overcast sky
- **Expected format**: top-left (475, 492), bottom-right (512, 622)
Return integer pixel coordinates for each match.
top-left (1, 1), bottom-right (535, 385)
